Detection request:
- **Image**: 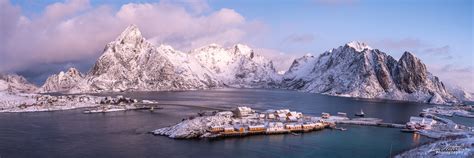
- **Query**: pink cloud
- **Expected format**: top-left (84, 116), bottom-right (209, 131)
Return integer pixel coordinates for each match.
top-left (0, 0), bottom-right (265, 72)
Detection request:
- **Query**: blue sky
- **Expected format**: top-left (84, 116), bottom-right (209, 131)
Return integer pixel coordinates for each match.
top-left (4, 0), bottom-right (474, 90)
top-left (212, 0), bottom-right (473, 61)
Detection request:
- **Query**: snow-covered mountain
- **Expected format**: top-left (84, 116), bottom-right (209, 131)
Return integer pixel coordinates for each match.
top-left (0, 74), bottom-right (38, 93)
top-left (282, 41), bottom-right (458, 104)
top-left (39, 67), bottom-right (84, 93)
top-left (71, 25), bottom-right (219, 92)
top-left (445, 84), bottom-right (473, 102)
top-left (39, 25), bottom-right (467, 105)
top-left (190, 44), bottom-right (280, 88)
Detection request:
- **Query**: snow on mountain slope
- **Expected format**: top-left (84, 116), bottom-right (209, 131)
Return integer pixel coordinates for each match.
top-left (445, 84), bottom-right (473, 102)
top-left (39, 67), bottom-right (84, 93)
top-left (0, 74), bottom-right (38, 110)
top-left (190, 43), bottom-right (280, 88)
top-left (282, 41), bottom-right (458, 104)
top-left (71, 25), bottom-right (219, 92)
top-left (41, 24), bottom-right (465, 105)
top-left (282, 53), bottom-right (318, 89)
top-left (0, 74), bottom-right (38, 93)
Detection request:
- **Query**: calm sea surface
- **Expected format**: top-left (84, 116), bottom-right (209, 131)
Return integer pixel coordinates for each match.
top-left (1, 88), bottom-right (461, 158)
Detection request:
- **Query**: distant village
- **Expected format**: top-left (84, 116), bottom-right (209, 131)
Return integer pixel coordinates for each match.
top-left (154, 105), bottom-right (474, 140)
top-left (208, 107), bottom-right (333, 137)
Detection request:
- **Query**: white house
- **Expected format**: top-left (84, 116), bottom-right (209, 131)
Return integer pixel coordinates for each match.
top-left (234, 106), bottom-right (254, 117)
top-left (409, 116), bottom-right (437, 130)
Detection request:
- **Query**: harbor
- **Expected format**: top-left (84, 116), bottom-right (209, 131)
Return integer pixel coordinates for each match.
top-left (152, 106), bottom-right (415, 139)
top-left (2, 89), bottom-right (471, 158)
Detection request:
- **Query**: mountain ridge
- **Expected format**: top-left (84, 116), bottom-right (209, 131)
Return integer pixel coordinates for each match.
top-left (282, 41), bottom-right (458, 104)
top-left (36, 25), bottom-right (469, 104)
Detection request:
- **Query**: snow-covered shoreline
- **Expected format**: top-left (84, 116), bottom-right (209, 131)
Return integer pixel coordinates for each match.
top-left (0, 91), bottom-right (158, 113)
top-left (394, 105), bottom-right (474, 157)
top-left (395, 137), bottom-right (474, 158)
top-left (0, 91), bottom-right (101, 113)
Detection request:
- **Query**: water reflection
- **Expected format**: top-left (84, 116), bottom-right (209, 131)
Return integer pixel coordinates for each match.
top-left (412, 133), bottom-right (420, 144)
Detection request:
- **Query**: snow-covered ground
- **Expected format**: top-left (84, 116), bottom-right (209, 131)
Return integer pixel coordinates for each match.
top-left (395, 137), bottom-right (474, 158)
top-left (152, 108), bottom-right (406, 139)
top-left (423, 106), bottom-right (474, 118)
top-left (0, 92), bottom-right (100, 112)
top-left (0, 91), bottom-right (37, 111)
top-left (152, 115), bottom-right (233, 138)
top-left (409, 106), bottom-right (474, 141)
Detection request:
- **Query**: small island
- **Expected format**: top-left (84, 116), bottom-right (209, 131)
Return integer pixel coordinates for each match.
top-left (152, 105), bottom-right (474, 156)
top-left (152, 106), bottom-right (429, 139)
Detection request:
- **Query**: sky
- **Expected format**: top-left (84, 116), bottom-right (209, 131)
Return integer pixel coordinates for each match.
top-left (1, 0), bottom-right (473, 91)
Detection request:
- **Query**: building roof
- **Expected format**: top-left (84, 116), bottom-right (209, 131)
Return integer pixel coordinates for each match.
top-left (277, 113), bottom-right (287, 118)
top-left (410, 116), bottom-right (436, 124)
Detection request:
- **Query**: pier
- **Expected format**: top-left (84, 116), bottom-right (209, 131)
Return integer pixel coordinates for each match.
top-left (336, 118), bottom-right (405, 129)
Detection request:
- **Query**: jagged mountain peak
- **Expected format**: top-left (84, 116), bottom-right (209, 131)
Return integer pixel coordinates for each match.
top-left (190, 43), bottom-right (279, 88)
top-left (399, 51), bottom-right (418, 61)
top-left (207, 43), bottom-right (222, 48)
top-left (192, 43), bottom-right (226, 54)
top-left (232, 43), bottom-right (253, 56)
top-left (283, 42), bottom-right (457, 104)
top-left (345, 41), bottom-right (372, 52)
top-left (64, 67), bottom-right (81, 77)
top-left (398, 51), bottom-right (426, 71)
top-left (72, 25), bottom-right (221, 92)
top-left (40, 67), bottom-right (84, 93)
top-left (116, 24), bottom-right (143, 45)
top-left (303, 53), bottom-right (314, 58)
top-left (0, 74), bottom-right (38, 93)
top-left (157, 44), bottom-right (176, 51)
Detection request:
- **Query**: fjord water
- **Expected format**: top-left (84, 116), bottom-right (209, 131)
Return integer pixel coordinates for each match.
top-left (0, 89), bottom-right (438, 157)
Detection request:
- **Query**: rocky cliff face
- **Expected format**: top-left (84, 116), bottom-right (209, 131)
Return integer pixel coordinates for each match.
top-left (282, 41), bottom-right (457, 104)
top-left (0, 74), bottom-right (38, 93)
top-left (39, 68), bottom-right (83, 93)
top-left (68, 25), bottom-right (279, 93)
top-left (40, 24), bottom-right (466, 105)
top-left (190, 44), bottom-right (280, 88)
top-left (71, 25), bottom-right (219, 92)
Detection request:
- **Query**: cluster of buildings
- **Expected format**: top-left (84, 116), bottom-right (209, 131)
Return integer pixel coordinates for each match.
top-left (19, 95), bottom-right (96, 109)
top-left (406, 116), bottom-right (437, 130)
top-left (209, 106), bottom-right (328, 136)
top-left (99, 95), bottom-right (138, 105)
top-left (83, 96), bottom-right (158, 113)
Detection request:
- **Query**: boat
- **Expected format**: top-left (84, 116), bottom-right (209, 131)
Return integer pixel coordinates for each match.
top-left (355, 109), bottom-right (365, 117)
top-left (337, 112), bottom-right (347, 117)
top-left (334, 127), bottom-right (347, 131)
